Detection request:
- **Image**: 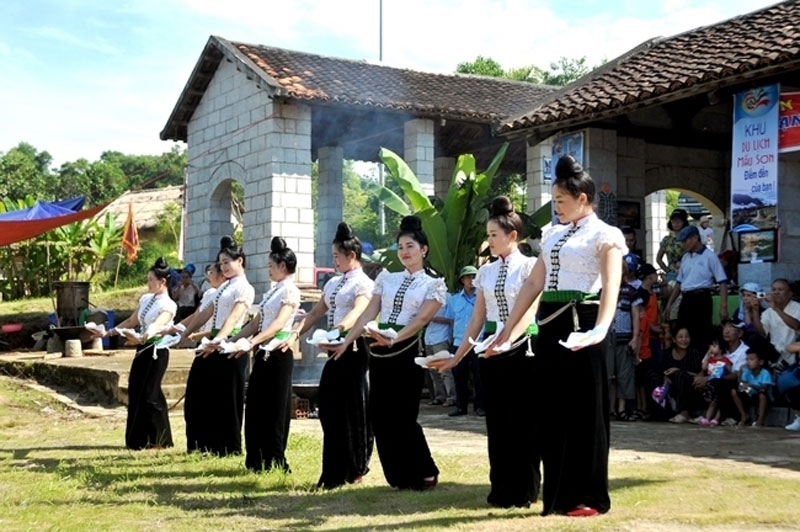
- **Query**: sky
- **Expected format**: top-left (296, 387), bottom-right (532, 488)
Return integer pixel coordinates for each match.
top-left (0, 0), bottom-right (781, 167)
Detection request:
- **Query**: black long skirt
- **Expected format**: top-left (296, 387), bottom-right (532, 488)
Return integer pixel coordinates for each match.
top-left (244, 348), bottom-right (294, 472)
top-left (126, 344), bottom-right (173, 450)
top-left (317, 337), bottom-right (373, 488)
top-left (369, 337), bottom-right (438, 490)
top-left (479, 338), bottom-right (541, 507)
top-left (184, 350), bottom-right (248, 456)
top-left (536, 301), bottom-right (611, 516)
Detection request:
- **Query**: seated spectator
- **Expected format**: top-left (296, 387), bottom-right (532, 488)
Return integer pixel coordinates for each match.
top-left (660, 326), bottom-right (704, 423)
top-left (694, 319), bottom-right (749, 426)
top-left (736, 282), bottom-right (767, 341)
top-left (731, 348), bottom-right (773, 427)
top-left (780, 342), bottom-right (800, 432)
top-left (695, 335), bottom-right (732, 426)
top-left (751, 279), bottom-right (800, 371)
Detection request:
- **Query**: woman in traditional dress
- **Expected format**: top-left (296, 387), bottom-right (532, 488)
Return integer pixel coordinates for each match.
top-left (99, 257), bottom-right (177, 450)
top-left (282, 222), bottom-right (374, 488)
top-left (492, 155), bottom-right (625, 517)
top-left (332, 215), bottom-right (445, 490)
top-left (230, 237), bottom-right (301, 472)
top-left (180, 241), bottom-right (255, 456)
top-left (432, 196), bottom-right (541, 508)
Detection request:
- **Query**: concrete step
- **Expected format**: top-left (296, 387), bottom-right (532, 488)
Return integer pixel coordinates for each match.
top-left (118, 383), bottom-right (187, 408)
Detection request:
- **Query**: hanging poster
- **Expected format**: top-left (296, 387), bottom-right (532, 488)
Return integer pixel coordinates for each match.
top-left (779, 91), bottom-right (800, 153)
top-left (551, 132), bottom-right (585, 224)
top-left (730, 84), bottom-right (779, 232)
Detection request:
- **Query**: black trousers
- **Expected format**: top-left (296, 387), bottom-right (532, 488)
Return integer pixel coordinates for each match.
top-left (184, 350), bottom-right (248, 456)
top-left (453, 346), bottom-right (484, 412)
top-left (369, 337), bottom-right (438, 490)
top-left (126, 345), bottom-right (173, 450)
top-left (536, 301), bottom-right (611, 516)
top-left (479, 339), bottom-right (540, 508)
top-left (245, 349), bottom-right (294, 472)
top-left (316, 338), bottom-right (373, 488)
top-left (678, 290), bottom-right (713, 352)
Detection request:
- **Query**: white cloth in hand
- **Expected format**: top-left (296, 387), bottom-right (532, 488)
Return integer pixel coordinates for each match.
top-left (364, 321), bottom-right (398, 340)
top-left (306, 328), bottom-right (343, 346)
top-left (414, 350), bottom-right (454, 368)
top-left (558, 325), bottom-right (609, 350)
top-left (469, 322), bottom-right (510, 355)
top-left (84, 322), bottom-right (106, 335)
top-left (156, 334), bottom-right (182, 348)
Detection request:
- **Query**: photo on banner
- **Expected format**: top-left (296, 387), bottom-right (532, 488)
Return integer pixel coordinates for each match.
top-left (551, 132), bottom-right (584, 225)
top-left (730, 84), bottom-right (779, 233)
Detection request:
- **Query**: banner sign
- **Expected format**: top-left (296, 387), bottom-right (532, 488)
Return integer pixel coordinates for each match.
top-left (730, 84), bottom-right (779, 231)
top-left (779, 91), bottom-right (800, 153)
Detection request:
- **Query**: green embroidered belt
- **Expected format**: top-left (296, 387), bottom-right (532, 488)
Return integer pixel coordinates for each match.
top-left (541, 290), bottom-right (599, 303)
top-left (485, 321), bottom-right (538, 336)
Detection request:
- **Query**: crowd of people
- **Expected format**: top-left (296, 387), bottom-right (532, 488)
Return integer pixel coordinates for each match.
top-left (90, 153), bottom-right (800, 520)
top-left (610, 210), bottom-right (800, 434)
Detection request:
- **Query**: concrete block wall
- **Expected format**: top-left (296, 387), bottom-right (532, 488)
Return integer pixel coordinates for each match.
top-left (184, 59), bottom-right (314, 295)
top-left (434, 156), bottom-right (454, 200)
top-left (316, 146), bottom-right (344, 267)
top-left (526, 140), bottom-right (553, 217)
top-left (404, 118), bottom-right (435, 197)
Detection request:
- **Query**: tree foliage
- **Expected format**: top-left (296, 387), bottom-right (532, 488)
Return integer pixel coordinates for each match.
top-left (456, 55), bottom-right (597, 86)
top-left (0, 142), bottom-right (187, 205)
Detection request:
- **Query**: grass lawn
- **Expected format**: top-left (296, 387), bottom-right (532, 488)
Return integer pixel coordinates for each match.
top-left (1, 376), bottom-right (799, 531)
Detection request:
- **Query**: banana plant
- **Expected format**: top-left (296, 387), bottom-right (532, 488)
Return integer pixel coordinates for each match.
top-left (371, 143), bottom-right (551, 292)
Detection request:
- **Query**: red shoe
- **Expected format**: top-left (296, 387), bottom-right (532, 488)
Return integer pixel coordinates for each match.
top-left (422, 476), bottom-right (438, 489)
top-left (566, 506), bottom-right (599, 517)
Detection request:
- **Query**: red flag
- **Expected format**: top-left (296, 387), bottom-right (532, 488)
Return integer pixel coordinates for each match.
top-left (121, 202), bottom-right (139, 265)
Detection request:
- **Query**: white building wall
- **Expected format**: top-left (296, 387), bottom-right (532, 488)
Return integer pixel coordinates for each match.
top-left (184, 59), bottom-right (314, 294)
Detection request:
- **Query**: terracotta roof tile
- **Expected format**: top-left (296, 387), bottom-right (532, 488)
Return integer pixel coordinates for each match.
top-left (502, 1), bottom-right (800, 133)
top-left (229, 40), bottom-right (556, 123)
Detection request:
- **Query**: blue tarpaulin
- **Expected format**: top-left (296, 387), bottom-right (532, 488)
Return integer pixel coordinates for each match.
top-left (0, 197), bottom-right (108, 246)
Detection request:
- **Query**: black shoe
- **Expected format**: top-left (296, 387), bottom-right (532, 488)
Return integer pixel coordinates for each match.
top-left (475, 408), bottom-right (486, 417)
top-left (448, 409), bottom-right (468, 417)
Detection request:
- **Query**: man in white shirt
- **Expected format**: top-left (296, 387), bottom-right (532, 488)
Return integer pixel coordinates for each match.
top-left (751, 278), bottom-right (800, 370)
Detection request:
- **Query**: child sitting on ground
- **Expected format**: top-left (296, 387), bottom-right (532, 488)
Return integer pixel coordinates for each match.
top-left (696, 336), bottom-right (732, 426)
top-left (731, 348), bottom-right (773, 427)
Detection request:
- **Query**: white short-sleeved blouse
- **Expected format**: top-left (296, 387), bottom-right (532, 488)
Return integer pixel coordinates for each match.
top-left (373, 269), bottom-right (446, 326)
top-left (541, 213), bottom-right (626, 293)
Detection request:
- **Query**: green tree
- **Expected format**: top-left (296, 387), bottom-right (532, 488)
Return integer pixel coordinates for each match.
top-left (456, 56), bottom-right (505, 78)
top-left (455, 55), bottom-right (598, 86)
top-left (0, 142), bottom-right (54, 200)
top-left (541, 56), bottom-right (592, 86)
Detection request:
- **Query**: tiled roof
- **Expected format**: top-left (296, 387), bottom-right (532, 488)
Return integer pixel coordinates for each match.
top-left (161, 36), bottom-right (556, 142)
top-left (501, 0), bottom-right (800, 134)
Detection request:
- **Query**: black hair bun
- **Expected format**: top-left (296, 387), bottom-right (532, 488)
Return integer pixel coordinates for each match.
top-left (555, 155), bottom-right (583, 180)
top-left (335, 222), bottom-right (354, 242)
top-left (399, 215), bottom-right (423, 232)
top-left (220, 235), bottom-right (235, 250)
top-left (153, 257), bottom-right (169, 270)
top-left (271, 236), bottom-right (288, 253)
top-left (490, 196), bottom-right (514, 217)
